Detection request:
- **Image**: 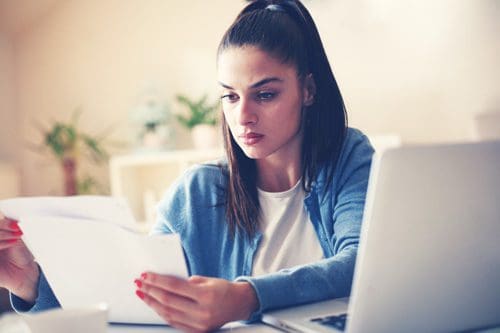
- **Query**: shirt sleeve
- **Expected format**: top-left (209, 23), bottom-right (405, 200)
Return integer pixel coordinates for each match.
top-left (237, 129), bottom-right (374, 320)
top-left (149, 166), bottom-right (197, 237)
top-left (10, 266), bottom-right (60, 313)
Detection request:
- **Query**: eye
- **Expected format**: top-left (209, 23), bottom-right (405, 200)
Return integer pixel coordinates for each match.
top-left (221, 93), bottom-right (239, 103)
top-left (256, 91), bottom-right (276, 101)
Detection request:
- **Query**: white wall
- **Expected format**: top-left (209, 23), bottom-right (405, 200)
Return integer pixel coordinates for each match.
top-left (14, 0), bottom-right (242, 195)
top-left (0, 33), bottom-right (18, 162)
top-left (0, 33), bottom-right (20, 198)
top-left (314, 0), bottom-right (500, 142)
top-left (9, 0), bottom-right (500, 195)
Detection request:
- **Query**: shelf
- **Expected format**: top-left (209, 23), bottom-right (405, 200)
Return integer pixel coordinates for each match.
top-left (109, 149), bottom-right (223, 229)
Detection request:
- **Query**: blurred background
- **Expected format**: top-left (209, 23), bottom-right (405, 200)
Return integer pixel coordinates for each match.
top-left (1, 0), bottom-right (499, 198)
top-left (0, 0), bottom-right (499, 313)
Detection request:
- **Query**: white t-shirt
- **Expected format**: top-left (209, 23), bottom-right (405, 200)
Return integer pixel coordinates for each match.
top-left (252, 179), bottom-right (325, 276)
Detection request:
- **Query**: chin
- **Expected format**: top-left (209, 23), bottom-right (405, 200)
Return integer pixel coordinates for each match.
top-left (239, 146), bottom-right (269, 160)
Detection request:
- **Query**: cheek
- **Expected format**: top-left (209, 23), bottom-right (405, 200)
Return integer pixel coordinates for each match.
top-left (279, 101), bottom-right (303, 129)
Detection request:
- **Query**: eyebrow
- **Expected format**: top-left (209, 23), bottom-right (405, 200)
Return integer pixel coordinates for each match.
top-left (218, 77), bottom-right (284, 90)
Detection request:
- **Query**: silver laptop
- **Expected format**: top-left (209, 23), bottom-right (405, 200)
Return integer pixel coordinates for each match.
top-left (262, 140), bottom-right (500, 333)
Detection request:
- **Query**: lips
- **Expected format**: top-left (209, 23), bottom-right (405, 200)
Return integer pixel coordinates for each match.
top-left (239, 132), bottom-right (264, 145)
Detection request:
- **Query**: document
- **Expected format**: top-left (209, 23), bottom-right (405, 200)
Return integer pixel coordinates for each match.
top-left (0, 196), bottom-right (137, 229)
top-left (0, 196), bottom-right (188, 325)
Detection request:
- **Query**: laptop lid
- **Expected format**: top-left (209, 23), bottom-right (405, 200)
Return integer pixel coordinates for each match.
top-left (262, 140), bottom-right (500, 333)
top-left (347, 140), bottom-right (500, 333)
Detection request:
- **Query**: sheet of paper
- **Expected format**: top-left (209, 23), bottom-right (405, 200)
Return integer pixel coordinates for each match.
top-left (21, 215), bottom-right (187, 324)
top-left (0, 196), bottom-right (188, 325)
top-left (0, 196), bottom-right (137, 229)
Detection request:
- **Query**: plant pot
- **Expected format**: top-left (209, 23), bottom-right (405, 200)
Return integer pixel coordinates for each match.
top-left (191, 124), bottom-right (219, 150)
top-left (140, 124), bottom-right (174, 151)
top-left (62, 157), bottom-right (77, 196)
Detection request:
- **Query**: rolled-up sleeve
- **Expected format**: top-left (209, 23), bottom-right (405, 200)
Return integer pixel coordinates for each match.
top-left (10, 266), bottom-right (60, 313)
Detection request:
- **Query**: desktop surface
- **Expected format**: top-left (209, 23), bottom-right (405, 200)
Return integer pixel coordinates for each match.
top-left (108, 321), bottom-right (277, 332)
top-left (107, 318), bottom-right (500, 333)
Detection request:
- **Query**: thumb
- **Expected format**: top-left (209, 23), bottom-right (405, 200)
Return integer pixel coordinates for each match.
top-left (10, 240), bottom-right (35, 266)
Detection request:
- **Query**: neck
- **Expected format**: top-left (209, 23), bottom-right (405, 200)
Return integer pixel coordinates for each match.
top-left (256, 149), bottom-right (302, 193)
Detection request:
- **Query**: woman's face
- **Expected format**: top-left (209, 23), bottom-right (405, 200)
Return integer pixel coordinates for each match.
top-left (217, 46), bottom-right (313, 163)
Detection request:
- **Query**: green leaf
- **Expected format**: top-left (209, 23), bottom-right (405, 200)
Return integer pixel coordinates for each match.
top-left (175, 94), bottom-right (219, 129)
top-left (81, 134), bottom-right (108, 162)
top-left (34, 109), bottom-right (113, 195)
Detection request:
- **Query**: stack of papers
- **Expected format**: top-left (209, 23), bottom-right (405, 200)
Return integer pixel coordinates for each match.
top-left (0, 196), bottom-right (187, 325)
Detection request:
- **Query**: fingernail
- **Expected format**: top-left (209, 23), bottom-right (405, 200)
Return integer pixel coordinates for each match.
top-left (13, 230), bottom-right (23, 236)
top-left (141, 272), bottom-right (148, 280)
top-left (7, 239), bottom-right (18, 244)
top-left (9, 221), bottom-right (20, 230)
top-left (135, 290), bottom-right (145, 300)
top-left (134, 279), bottom-right (142, 288)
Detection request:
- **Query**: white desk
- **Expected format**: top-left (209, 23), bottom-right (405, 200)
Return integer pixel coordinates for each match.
top-left (108, 322), bottom-right (500, 333)
top-left (108, 322), bottom-right (277, 332)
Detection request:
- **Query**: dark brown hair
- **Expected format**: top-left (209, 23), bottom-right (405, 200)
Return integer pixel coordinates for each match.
top-left (218, 0), bottom-right (348, 237)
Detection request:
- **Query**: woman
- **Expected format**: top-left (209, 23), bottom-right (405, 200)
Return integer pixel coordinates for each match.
top-left (0, 0), bottom-right (373, 331)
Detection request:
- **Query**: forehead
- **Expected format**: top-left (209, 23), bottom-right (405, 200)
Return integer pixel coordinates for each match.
top-left (217, 46), bottom-right (298, 87)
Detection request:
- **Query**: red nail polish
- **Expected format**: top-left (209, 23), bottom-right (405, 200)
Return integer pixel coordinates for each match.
top-left (9, 221), bottom-right (20, 230)
top-left (136, 290), bottom-right (145, 299)
top-left (13, 230), bottom-right (23, 236)
top-left (134, 279), bottom-right (142, 288)
top-left (7, 239), bottom-right (18, 244)
top-left (141, 273), bottom-right (147, 280)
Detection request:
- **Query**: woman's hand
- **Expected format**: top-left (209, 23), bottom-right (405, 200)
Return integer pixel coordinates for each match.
top-left (134, 273), bottom-right (259, 332)
top-left (0, 212), bottom-right (39, 303)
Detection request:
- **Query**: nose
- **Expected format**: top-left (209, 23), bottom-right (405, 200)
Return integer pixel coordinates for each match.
top-left (236, 98), bottom-right (257, 126)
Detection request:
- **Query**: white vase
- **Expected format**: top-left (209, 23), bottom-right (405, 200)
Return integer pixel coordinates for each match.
top-left (142, 129), bottom-right (162, 149)
top-left (140, 124), bottom-right (174, 151)
top-left (191, 124), bottom-right (218, 150)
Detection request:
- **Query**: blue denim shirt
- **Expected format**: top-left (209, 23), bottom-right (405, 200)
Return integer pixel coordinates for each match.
top-left (12, 127), bottom-right (373, 320)
top-left (151, 127), bottom-right (373, 318)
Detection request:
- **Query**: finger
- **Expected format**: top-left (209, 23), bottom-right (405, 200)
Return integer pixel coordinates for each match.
top-left (0, 218), bottom-right (20, 232)
top-left (169, 321), bottom-right (206, 333)
top-left (136, 290), bottom-right (171, 322)
top-left (137, 291), bottom-right (207, 332)
top-left (137, 281), bottom-right (202, 316)
top-left (140, 273), bottom-right (200, 300)
top-left (164, 306), bottom-right (220, 333)
top-left (0, 239), bottom-right (21, 251)
top-left (0, 229), bottom-right (23, 241)
top-left (168, 317), bottom-right (208, 333)
top-left (8, 239), bottom-right (35, 264)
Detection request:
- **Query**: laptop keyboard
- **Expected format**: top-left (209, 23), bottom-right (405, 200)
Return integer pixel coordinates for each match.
top-left (311, 313), bottom-right (348, 331)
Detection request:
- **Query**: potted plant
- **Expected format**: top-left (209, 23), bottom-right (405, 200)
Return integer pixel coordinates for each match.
top-left (131, 96), bottom-right (174, 151)
top-left (175, 94), bottom-right (220, 150)
top-left (35, 110), bottom-right (109, 195)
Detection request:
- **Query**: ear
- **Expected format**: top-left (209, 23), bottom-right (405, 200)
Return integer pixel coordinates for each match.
top-left (302, 73), bottom-right (316, 107)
